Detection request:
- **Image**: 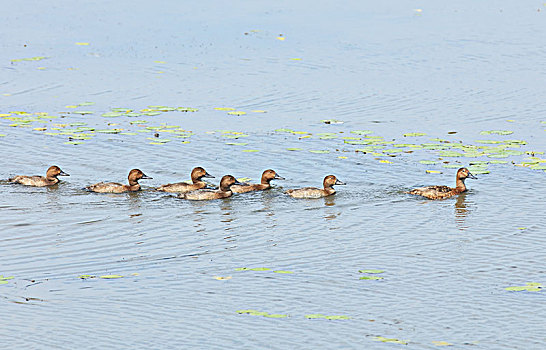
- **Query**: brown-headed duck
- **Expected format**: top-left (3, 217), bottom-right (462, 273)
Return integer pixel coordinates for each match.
top-left (86, 169), bottom-right (152, 193)
top-left (286, 175), bottom-right (345, 198)
top-left (9, 165), bottom-right (69, 187)
top-left (179, 175), bottom-right (242, 200)
top-left (156, 167), bottom-right (214, 193)
top-left (407, 167), bottom-right (477, 200)
top-left (230, 169), bottom-right (285, 194)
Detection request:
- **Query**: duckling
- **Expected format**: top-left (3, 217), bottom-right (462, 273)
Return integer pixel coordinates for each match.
top-left (286, 175), bottom-right (345, 198)
top-left (230, 169), bottom-right (285, 194)
top-left (156, 167), bottom-right (214, 193)
top-left (86, 169), bottom-right (152, 193)
top-left (179, 175), bottom-right (242, 200)
top-left (407, 167), bottom-right (477, 200)
top-left (9, 165), bottom-right (69, 187)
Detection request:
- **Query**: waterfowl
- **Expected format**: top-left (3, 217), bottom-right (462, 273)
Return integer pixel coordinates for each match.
top-left (86, 169), bottom-right (152, 193)
top-left (286, 175), bottom-right (345, 198)
top-left (179, 175), bottom-right (242, 200)
top-left (9, 165), bottom-right (69, 187)
top-left (407, 167), bottom-right (477, 200)
top-left (231, 169), bottom-right (285, 194)
top-left (156, 167), bottom-right (214, 193)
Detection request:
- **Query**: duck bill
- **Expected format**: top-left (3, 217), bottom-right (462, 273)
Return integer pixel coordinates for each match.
top-left (141, 174), bottom-right (153, 180)
top-left (203, 172), bottom-right (215, 178)
top-left (334, 179), bottom-right (346, 185)
top-left (233, 180), bottom-right (244, 186)
top-left (467, 172), bottom-right (478, 179)
top-left (274, 174), bottom-right (286, 180)
top-left (59, 171), bottom-right (70, 176)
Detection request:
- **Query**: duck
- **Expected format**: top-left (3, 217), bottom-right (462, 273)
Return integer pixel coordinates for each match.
top-left (286, 175), bottom-right (345, 198)
top-left (9, 165), bottom-right (69, 187)
top-left (407, 167), bottom-right (477, 200)
top-left (156, 167), bottom-right (214, 193)
top-left (230, 169), bottom-right (285, 194)
top-left (86, 169), bottom-right (152, 193)
top-left (179, 175), bottom-right (242, 200)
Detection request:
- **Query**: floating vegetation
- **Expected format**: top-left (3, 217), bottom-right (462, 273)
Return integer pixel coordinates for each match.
top-left (419, 160), bottom-right (438, 165)
top-left (215, 107), bottom-right (235, 111)
top-left (0, 275), bottom-right (14, 285)
top-left (242, 149), bottom-right (259, 152)
top-left (237, 310), bottom-right (288, 318)
top-left (228, 111), bottom-right (247, 116)
top-left (226, 142), bottom-right (248, 146)
top-left (351, 130), bottom-right (372, 135)
top-left (358, 269), bottom-right (384, 274)
top-left (480, 130), bottom-right (513, 135)
top-left (505, 282), bottom-right (543, 292)
top-left (372, 336), bottom-right (408, 345)
top-left (213, 276), bottom-right (232, 280)
top-left (305, 314), bottom-right (351, 320)
top-left (403, 132), bottom-right (426, 137)
top-left (309, 150), bottom-right (330, 154)
top-left (321, 119), bottom-right (343, 124)
top-left (359, 269), bottom-right (385, 280)
top-left (431, 341), bottom-right (453, 346)
top-left (11, 56), bottom-right (47, 63)
top-left (286, 148), bottom-right (302, 151)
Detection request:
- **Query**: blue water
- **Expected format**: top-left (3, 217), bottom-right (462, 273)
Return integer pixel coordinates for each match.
top-left (1, 1), bottom-right (545, 349)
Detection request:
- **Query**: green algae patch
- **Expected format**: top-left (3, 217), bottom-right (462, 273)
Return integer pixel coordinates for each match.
top-left (309, 150), bottom-right (330, 154)
top-left (322, 119), bottom-right (343, 124)
top-left (78, 275), bottom-right (96, 279)
top-left (237, 310), bottom-right (287, 318)
top-left (359, 269), bottom-right (385, 274)
top-left (305, 314), bottom-right (351, 320)
top-left (439, 151), bottom-right (464, 157)
top-left (99, 275), bottom-right (124, 279)
top-left (351, 130), bottom-right (372, 135)
top-left (228, 111), bottom-right (247, 116)
top-left (403, 132), bottom-right (426, 137)
top-left (226, 142), bottom-right (248, 146)
top-left (480, 130), bottom-right (513, 135)
top-left (373, 336), bottom-right (408, 345)
top-left (0, 275), bottom-right (14, 285)
top-left (286, 148), bottom-right (302, 151)
top-left (505, 282), bottom-right (543, 292)
top-left (235, 267), bottom-right (271, 271)
top-left (273, 270), bottom-right (294, 274)
top-left (359, 276), bottom-right (384, 280)
top-left (419, 160), bottom-right (438, 165)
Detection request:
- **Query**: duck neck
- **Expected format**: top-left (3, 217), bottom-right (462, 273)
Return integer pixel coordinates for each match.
top-left (324, 186), bottom-right (336, 195)
top-left (455, 178), bottom-right (467, 192)
top-left (220, 184), bottom-right (231, 192)
top-left (46, 175), bottom-right (58, 182)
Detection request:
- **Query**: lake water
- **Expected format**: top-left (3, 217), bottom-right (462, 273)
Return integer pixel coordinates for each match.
top-left (1, 1), bottom-right (545, 348)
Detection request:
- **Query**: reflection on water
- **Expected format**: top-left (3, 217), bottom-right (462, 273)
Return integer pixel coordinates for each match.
top-left (454, 193), bottom-right (472, 230)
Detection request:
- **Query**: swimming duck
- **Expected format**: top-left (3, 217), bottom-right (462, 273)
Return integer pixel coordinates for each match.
top-left (179, 175), bottom-right (242, 200)
top-left (407, 167), bottom-right (477, 200)
top-left (286, 175), bottom-right (345, 198)
top-left (230, 169), bottom-right (285, 194)
top-left (156, 167), bottom-right (214, 193)
top-left (86, 169), bottom-right (152, 193)
top-left (9, 165), bottom-right (69, 187)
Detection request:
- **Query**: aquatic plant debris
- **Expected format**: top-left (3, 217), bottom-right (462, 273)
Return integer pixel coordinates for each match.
top-left (505, 282), bottom-right (543, 292)
top-left (237, 310), bottom-right (288, 318)
top-left (373, 336), bottom-right (408, 345)
top-left (0, 275), bottom-right (14, 285)
top-left (305, 314), bottom-right (351, 320)
top-left (431, 341), bottom-right (453, 346)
